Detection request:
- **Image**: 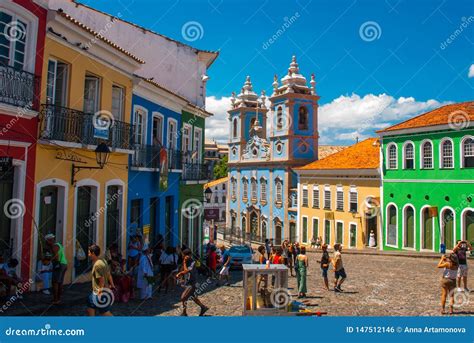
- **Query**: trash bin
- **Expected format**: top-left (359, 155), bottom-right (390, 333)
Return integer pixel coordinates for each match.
top-left (440, 243), bottom-right (446, 254)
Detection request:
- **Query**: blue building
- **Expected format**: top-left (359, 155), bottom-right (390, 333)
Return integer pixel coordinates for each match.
top-left (127, 77), bottom-right (185, 248)
top-left (226, 56), bottom-right (320, 244)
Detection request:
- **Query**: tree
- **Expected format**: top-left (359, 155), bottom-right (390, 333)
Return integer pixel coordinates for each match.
top-left (213, 155), bottom-right (228, 179)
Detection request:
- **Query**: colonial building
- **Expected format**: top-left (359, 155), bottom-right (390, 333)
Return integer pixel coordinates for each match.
top-left (204, 176), bottom-right (228, 229)
top-left (295, 138), bottom-right (381, 249)
top-left (378, 101), bottom-right (474, 252)
top-left (34, 9), bottom-right (142, 284)
top-left (205, 139), bottom-right (229, 173)
top-left (227, 56), bottom-right (319, 244)
top-left (0, 0), bottom-right (46, 280)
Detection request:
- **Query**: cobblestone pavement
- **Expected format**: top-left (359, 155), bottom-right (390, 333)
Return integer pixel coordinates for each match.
top-left (4, 253), bottom-right (474, 316)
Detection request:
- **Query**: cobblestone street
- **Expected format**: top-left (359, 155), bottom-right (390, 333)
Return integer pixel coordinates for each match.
top-left (4, 252), bottom-right (474, 316)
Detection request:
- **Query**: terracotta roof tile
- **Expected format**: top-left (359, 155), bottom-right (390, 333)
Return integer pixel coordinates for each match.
top-left (56, 9), bottom-right (145, 64)
top-left (378, 101), bottom-right (474, 133)
top-left (204, 177), bottom-right (228, 189)
top-left (297, 138), bottom-right (380, 170)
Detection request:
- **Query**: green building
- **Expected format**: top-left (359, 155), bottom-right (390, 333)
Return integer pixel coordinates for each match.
top-left (378, 101), bottom-right (474, 252)
top-left (179, 108), bottom-right (212, 253)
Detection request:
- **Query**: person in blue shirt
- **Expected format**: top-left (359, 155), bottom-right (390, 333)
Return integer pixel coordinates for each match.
top-left (218, 245), bottom-right (231, 286)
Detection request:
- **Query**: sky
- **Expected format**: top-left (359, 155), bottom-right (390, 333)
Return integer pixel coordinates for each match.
top-left (78, 0), bottom-right (474, 145)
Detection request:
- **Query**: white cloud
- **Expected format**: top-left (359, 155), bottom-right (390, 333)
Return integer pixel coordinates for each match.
top-left (205, 93), bottom-right (451, 145)
top-left (469, 64), bottom-right (474, 78)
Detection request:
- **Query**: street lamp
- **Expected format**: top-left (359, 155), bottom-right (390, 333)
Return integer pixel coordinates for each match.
top-left (71, 143), bottom-right (111, 185)
top-left (204, 187), bottom-right (213, 203)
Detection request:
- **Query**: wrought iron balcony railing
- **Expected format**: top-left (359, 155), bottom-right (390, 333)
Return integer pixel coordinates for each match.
top-left (0, 64), bottom-right (39, 110)
top-left (182, 162), bottom-right (212, 181)
top-left (131, 144), bottom-right (162, 169)
top-left (39, 104), bottom-right (134, 150)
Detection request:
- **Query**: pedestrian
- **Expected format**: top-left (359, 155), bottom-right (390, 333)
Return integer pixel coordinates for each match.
top-left (127, 235), bottom-right (142, 269)
top-left (318, 243), bottom-right (330, 290)
top-left (37, 252), bottom-right (53, 295)
top-left (158, 246), bottom-right (177, 293)
top-left (1, 258), bottom-right (23, 299)
top-left (176, 249), bottom-right (209, 316)
top-left (453, 240), bottom-right (472, 291)
top-left (207, 245), bottom-right (217, 278)
top-left (369, 230), bottom-right (376, 248)
top-left (332, 243), bottom-right (346, 292)
top-left (265, 239), bottom-right (271, 259)
top-left (315, 236), bottom-right (322, 250)
top-left (437, 253), bottom-right (459, 315)
top-left (287, 243), bottom-right (294, 276)
top-left (296, 246), bottom-right (308, 298)
top-left (87, 244), bottom-right (115, 316)
top-left (219, 245), bottom-right (232, 286)
top-left (310, 236), bottom-right (316, 249)
top-left (45, 233), bottom-right (68, 304)
top-left (137, 244), bottom-right (154, 300)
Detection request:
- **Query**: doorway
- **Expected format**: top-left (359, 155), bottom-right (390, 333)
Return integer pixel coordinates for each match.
top-left (75, 186), bottom-right (95, 275)
top-left (106, 186), bottom-right (121, 250)
top-left (365, 215), bottom-right (377, 246)
top-left (324, 220), bottom-right (331, 245)
top-left (0, 165), bottom-right (14, 258)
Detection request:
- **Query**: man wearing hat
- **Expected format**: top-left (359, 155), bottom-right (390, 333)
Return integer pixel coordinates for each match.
top-left (45, 233), bottom-right (68, 304)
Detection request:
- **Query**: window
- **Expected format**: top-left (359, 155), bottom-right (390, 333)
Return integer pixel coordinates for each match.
top-left (222, 183), bottom-right (226, 190)
top-left (404, 142), bottom-right (414, 169)
top-left (231, 178), bottom-right (236, 200)
top-left (302, 187), bottom-right (308, 207)
top-left (242, 178), bottom-right (248, 200)
top-left (152, 114), bottom-right (163, 146)
top-left (387, 144), bottom-right (397, 169)
top-left (214, 196), bottom-right (218, 204)
top-left (111, 85), bottom-right (124, 121)
top-left (46, 59), bottom-right (68, 107)
top-left (404, 206), bottom-right (415, 248)
top-left (133, 108), bottom-right (146, 145)
top-left (336, 222), bottom-right (343, 244)
top-left (324, 186), bottom-right (331, 210)
top-left (232, 118), bottom-right (238, 138)
top-left (421, 141), bottom-right (433, 169)
top-left (349, 188), bottom-right (358, 213)
top-left (193, 128), bottom-right (202, 162)
top-left (251, 178), bottom-right (257, 201)
top-left (312, 218), bottom-right (319, 240)
top-left (336, 186), bottom-right (343, 211)
top-left (221, 196), bottom-right (226, 203)
top-left (298, 106), bottom-right (308, 130)
top-left (275, 179), bottom-right (283, 204)
top-left (260, 179), bottom-right (267, 203)
top-left (83, 74), bottom-right (100, 114)
top-left (182, 124), bottom-right (192, 155)
top-left (312, 186), bottom-right (319, 208)
top-left (276, 106), bottom-right (283, 130)
top-left (0, 11), bottom-right (27, 69)
top-left (441, 139), bottom-right (453, 168)
top-left (462, 137), bottom-right (474, 168)
top-left (167, 119), bottom-right (177, 150)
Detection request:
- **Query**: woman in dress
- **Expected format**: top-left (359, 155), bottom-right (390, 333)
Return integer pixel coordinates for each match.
top-left (369, 230), bottom-right (376, 247)
top-left (296, 246), bottom-right (308, 298)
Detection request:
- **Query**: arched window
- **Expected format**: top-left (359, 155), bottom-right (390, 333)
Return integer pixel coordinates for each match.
top-left (241, 216), bottom-right (247, 232)
top-left (421, 141), bottom-right (433, 169)
top-left (387, 144), bottom-right (397, 169)
top-left (403, 205), bottom-right (415, 249)
top-left (403, 142), bottom-right (414, 169)
top-left (250, 178), bottom-right (257, 201)
top-left (442, 208), bottom-right (455, 250)
top-left (276, 106), bottom-right (283, 130)
top-left (231, 177), bottom-right (237, 200)
top-left (221, 196), bottom-right (226, 203)
top-left (275, 178), bottom-right (283, 204)
top-left (242, 178), bottom-right (248, 200)
top-left (260, 178), bottom-right (267, 203)
top-left (298, 106), bottom-right (308, 130)
top-left (440, 139), bottom-right (453, 168)
top-left (261, 221), bottom-right (267, 241)
top-left (462, 137), bottom-right (474, 168)
top-left (232, 118), bottom-right (238, 138)
top-left (386, 204), bottom-right (397, 246)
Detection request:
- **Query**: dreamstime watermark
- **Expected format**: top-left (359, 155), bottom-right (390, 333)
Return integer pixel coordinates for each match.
top-left (449, 288), bottom-right (470, 309)
top-left (4, 324), bottom-right (85, 337)
top-left (181, 21), bottom-right (204, 42)
top-left (84, 12), bottom-right (123, 49)
top-left (84, 190), bottom-right (122, 228)
top-left (3, 21), bottom-right (26, 42)
top-left (0, 104), bottom-right (31, 137)
top-left (359, 21), bottom-right (382, 42)
top-left (174, 277), bottom-right (213, 315)
top-left (3, 199), bottom-right (25, 220)
top-left (92, 110), bottom-right (115, 131)
top-left (440, 16), bottom-right (474, 50)
top-left (262, 12), bottom-right (300, 50)
top-left (448, 110), bottom-right (470, 131)
top-left (91, 287), bottom-right (115, 308)
top-left (182, 198), bottom-right (204, 219)
top-left (0, 279), bottom-right (33, 314)
top-left (359, 196), bottom-right (381, 219)
top-left (270, 288), bottom-right (292, 309)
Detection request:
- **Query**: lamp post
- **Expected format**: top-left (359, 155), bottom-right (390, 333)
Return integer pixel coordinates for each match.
top-left (71, 142), bottom-right (111, 185)
top-left (204, 187), bottom-right (213, 243)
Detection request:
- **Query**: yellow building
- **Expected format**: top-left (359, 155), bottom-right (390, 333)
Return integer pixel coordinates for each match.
top-left (31, 10), bottom-right (144, 284)
top-left (295, 138), bottom-right (381, 249)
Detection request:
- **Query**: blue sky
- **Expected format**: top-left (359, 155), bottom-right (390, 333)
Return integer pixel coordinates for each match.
top-left (79, 0), bottom-right (474, 144)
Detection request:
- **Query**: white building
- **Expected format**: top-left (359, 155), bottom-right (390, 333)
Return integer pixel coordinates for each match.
top-left (203, 177), bottom-right (228, 231)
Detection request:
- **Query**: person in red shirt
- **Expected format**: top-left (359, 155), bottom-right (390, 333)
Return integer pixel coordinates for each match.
top-left (208, 245), bottom-right (217, 277)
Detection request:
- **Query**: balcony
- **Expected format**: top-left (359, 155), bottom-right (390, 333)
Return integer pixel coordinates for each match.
top-left (0, 64), bottom-right (39, 110)
top-left (131, 145), bottom-right (162, 169)
top-left (182, 163), bottom-right (212, 181)
top-left (39, 104), bottom-right (133, 150)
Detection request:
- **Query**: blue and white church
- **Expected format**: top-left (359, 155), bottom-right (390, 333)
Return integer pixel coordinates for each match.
top-left (226, 56), bottom-right (320, 244)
